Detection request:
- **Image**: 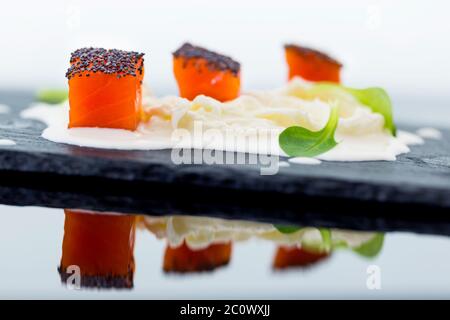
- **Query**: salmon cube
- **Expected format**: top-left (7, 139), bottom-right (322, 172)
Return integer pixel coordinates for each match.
top-left (285, 44), bottom-right (342, 83)
top-left (66, 48), bottom-right (144, 130)
top-left (173, 43), bottom-right (240, 102)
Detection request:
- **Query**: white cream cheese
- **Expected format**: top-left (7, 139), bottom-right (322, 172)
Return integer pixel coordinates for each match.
top-left (0, 139), bottom-right (15, 146)
top-left (21, 78), bottom-right (421, 162)
top-left (289, 157), bottom-right (322, 165)
top-left (278, 161), bottom-right (290, 167)
top-left (397, 130), bottom-right (424, 145)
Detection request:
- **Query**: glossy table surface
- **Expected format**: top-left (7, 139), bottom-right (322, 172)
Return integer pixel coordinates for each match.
top-left (1, 204), bottom-right (450, 299)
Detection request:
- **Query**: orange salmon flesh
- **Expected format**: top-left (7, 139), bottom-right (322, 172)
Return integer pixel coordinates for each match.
top-left (172, 43), bottom-right (240, 102)
top-left (173, 57), bottom-right (240, 102)
top-left (67, 48), bottom-right (144, 131)
top-left (285, 45), bottom-right (341, 83)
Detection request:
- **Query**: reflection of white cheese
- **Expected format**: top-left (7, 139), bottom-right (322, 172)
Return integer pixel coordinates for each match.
top-left (21, 78), bottom-right (421, 162)
top-left (140, 215), bottom-right (378, 252)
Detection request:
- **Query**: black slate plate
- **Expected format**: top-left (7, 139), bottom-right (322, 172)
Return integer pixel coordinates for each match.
top-left (0, 92), bottom-right (450, 236)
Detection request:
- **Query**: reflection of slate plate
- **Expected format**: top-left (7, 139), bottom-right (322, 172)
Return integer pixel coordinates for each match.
top-left (0, 92), bottom-right (450, 236)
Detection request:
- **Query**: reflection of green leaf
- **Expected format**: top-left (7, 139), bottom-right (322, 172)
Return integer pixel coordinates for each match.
top-left (273, 225), bottom-right (385, 258)
top-left (319, 228), bottom-right (332, 251)
top-left (332, 240), bottom-right (349, 250)
top-left (274, 225), bottom-right (301, 234)
top-left (36, 89), bottom-right (68, 104)
top-left (279, 105), bottom-right (338, 157)
top-left (353, 234), bottom-right (384, 258)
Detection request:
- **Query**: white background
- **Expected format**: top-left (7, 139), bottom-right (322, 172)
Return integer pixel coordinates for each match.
top-left (0, 0), bottom-right (449, 99)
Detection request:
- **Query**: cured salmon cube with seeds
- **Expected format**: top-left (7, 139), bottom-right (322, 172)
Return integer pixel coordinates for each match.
top-left (284, 44), bottom-right (342, 83)
top-left (173, 43), bottom-right (240, 102)
top-left (66, 48), bottom-right (144, 131)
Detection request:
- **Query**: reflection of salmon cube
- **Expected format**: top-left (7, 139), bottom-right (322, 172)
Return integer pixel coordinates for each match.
top-left (285, 44), bottom-right (342, 83)
top-left (163, 241), bottom-right (232, 273)
top-left (173, 43), bottom-right (240, 102)
top-left (273, 246), bottom-right (329, 270)
top-left (66, 48), bottom-right (144, 131)
top-left (59, 210), bottom-right (136, 289)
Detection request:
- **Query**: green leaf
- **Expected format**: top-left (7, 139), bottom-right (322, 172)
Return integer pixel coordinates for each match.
top-left (295, 82), bottom-right (396, 136)
top-left (353, 233), bottom-right (384, 258)
top-left (274, 225), bottom-right (301, 234)
top-left (279, 105), bottom-right (338, 157)
top-left (319, 228), bottom-right (332, 251)
top-left (345, 87), bottom-right (396, 136)
top-left (36, 89), bottom-right (68, 104)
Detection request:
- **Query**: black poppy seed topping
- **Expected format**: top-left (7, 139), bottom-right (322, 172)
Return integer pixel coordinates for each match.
top-left (284, 44), bottom-right (342, 67)
top-left (66, 47), bottom-right (145, 79)
top-left (173, 43), bottom-right (240, 75)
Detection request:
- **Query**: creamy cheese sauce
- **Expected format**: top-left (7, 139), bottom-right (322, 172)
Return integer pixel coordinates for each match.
top-left (397, 130), bottom-right (424, 145)
top-left (416, 127), bottom-right (442, 140)
top-left (21, 79), bottom-right (422, 162)
top-left (289, 157), bottom-right (322, 165)
top-left (278, 161), bottom-right (290, 167)
top-left (0, 139), bottom-right (16, 146)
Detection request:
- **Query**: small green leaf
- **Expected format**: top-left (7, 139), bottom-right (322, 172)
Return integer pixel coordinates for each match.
top-left (288, 82), bottom-right (396, 136)
top-left (279, 105), bottom-right (338, 157)
top-left (345, 87), bottom-right (396, 136)
top-left (274, 225), bottom-right (301, 234)
top-left (319, 228), bottom-right (332, 251)
top-left (36, 89), bottom-right (68, 104)
top-left (353, 233), bottom-right (384, 258)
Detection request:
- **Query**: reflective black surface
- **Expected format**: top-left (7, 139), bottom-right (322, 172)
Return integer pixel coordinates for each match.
top-left (1, 204), bottom-right (450, 299)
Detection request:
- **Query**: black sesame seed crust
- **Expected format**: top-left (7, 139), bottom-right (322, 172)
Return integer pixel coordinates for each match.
top-left (284, 44), bottom-right (342, 67)
top-left (66, 47), bottom-right (144, 79)
top-left (173, 43), bottom-right (240, 75)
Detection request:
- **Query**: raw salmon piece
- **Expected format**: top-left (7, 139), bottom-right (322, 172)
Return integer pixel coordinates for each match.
top-left (285, 44), bottom-right (342, 83)
top-left (273, 246), bottom-right (330, 270)
top-left (163, 241), bottom-right (232, 273)
top-left (66, 48), bottom-right (144, 131)
top-left (173, 43), bottom-right (240, 102)
top-left (59, 209), bottom-right (136, 289)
